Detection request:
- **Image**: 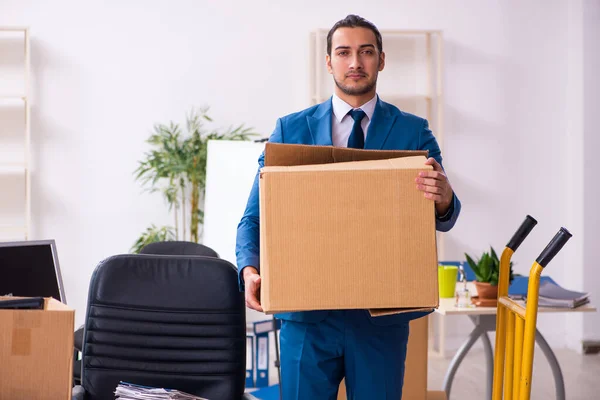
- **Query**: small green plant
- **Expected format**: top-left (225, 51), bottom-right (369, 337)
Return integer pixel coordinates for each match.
top-left (130, 224), bottom-right (176, 254)
top-left (464, 247), bottom-right (514, 286)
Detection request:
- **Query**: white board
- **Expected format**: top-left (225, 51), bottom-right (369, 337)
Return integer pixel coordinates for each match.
top-left (203, 139), bottom-right (265, 264)
top-left (203, 140), bottom-right (266, 323)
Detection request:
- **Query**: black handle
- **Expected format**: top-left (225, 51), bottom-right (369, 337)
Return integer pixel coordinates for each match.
top-left (507, 215), bottom-right (538, 251)
top-left (536, 227), bottom-right (573, 268)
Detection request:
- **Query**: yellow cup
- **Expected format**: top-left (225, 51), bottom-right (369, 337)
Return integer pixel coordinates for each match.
top-left (438, 265), bottom-right (458, 298)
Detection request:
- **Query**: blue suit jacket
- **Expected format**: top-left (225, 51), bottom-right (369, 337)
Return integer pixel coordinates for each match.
top-left (236, 97), bottom-right (461, 325)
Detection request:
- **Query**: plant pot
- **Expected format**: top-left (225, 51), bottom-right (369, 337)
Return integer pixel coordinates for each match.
top-left (474, 281), bottom-right (498, 300)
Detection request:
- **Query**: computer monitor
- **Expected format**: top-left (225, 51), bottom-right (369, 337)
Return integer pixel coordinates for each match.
top-left (0, 239), bottom-right (66, 303)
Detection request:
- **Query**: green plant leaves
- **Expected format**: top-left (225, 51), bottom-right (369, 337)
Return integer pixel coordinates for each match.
top-left (132, 107), bottom-right (259, 249)
top-left (130, 224), bottom-right (175, 254)
top-left (464, 246), bottom-right (514, 286)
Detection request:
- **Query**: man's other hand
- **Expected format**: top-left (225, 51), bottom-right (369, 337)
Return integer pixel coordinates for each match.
top-left (415, 157), bottom-right (454, 215)
top-left (243, 266), bottom-right (263, 312)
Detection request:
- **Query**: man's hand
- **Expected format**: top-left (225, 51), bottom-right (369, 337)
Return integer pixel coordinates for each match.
top-left (243, 266), bottom-right (263, 312)
top-left (415, 157), bottom-right (454, 215)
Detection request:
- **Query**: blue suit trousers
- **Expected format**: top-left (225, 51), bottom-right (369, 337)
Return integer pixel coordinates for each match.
top-left (279, 310), bottom-right (410, 400)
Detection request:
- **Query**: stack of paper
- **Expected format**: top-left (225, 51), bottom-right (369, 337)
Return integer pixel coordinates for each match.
top-left (114, 382), bottom-right (209, 400)
top-left (536, 280), bottom-right (590, 308)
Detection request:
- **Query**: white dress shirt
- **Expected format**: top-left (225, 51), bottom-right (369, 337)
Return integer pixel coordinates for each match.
top-left (331, 93), bottom-right (378, 148)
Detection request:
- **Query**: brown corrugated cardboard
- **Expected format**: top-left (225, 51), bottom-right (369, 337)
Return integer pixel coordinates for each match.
top-left (427, 391), bottom-right (448, 400)
top-left (403, 316), bottom-right (429, 400)
top-left (337, 316), bottom-right (430, 400)
top-left (260, 143), bottom-right (439, 314)
top-left (264, 142), bottom-right (428, 166)
top-left (0, 297), bottom-right (75, 400)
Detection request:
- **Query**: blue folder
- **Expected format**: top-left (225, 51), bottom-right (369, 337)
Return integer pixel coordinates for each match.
top-left (246, 335), bottom-right (254, 388)
top-left (508, 275), bottom-right (557, 296)
top-left (255, 333), bottom-right (269, 387)
top-left (439, 260), bottom-right (557, 296)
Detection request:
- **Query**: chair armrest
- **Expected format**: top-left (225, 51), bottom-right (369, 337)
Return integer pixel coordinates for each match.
top-left (74, 326), bottom-right (84, 351)
top-left (243, 393), bottom-right (260, 400)
top-left (72, 385), bottom-right (86, 400)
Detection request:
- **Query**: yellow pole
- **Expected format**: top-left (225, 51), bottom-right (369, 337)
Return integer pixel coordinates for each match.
top-left (513, 316), bottom-right (524, 400)
top-left (519, 262), bottom-right (544, 400)
top-left (492, 305), bottom-right (506, 400)
top-left (504, 311), bottom-right (515, 400)
top-left (493, 247), bottom-right (514, 400)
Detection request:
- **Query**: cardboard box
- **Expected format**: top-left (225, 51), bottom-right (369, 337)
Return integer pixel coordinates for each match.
top-left (426, 391), bottom-right (447, 400)
top-left (0, 297), bottom-right (75, 400)
top-left (403, 316), bottom-right (429, 399)
top-left (338, 316), bottom-right (431, 400)
top-left (259, 143), bottom-right (439, 314)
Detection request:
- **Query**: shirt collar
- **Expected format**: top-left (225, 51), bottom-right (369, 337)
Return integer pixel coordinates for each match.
top-left (332, 93), bottom-right (378, 123)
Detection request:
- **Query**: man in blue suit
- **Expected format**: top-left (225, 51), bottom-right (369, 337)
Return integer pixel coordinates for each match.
top-left (236, 14), bottom-right (461, 400)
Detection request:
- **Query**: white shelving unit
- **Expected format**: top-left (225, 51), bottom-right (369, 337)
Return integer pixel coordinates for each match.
top-left (0, 27), bottom-right (31, 240)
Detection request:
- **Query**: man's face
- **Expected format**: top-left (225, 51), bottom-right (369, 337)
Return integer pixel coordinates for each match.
top-left (326, 27), bottom-right (385, 97)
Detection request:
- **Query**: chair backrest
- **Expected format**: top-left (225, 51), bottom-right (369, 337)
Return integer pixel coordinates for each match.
top-left (139, 241), bottom-right (220, 258)
top-left (80, 254), bottom-right (245, 400)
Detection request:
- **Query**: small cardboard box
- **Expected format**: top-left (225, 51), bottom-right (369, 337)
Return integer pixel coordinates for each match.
top-left (0, 297), bottom-right (75, 400)
top-left (338, 316), bottom-right (431, 399)
top-left (259, 143), bottom-right (439, 314)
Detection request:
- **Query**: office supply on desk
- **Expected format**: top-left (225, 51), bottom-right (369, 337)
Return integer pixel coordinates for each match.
top-left (115, 381), bottom-right (209, 399)
top-left (509, 278), bottom-right (590, 308)
top-left (455, 266), bottom-right (472, 308)
top-left (508, 275), bottom-right (557, 297)
top-left (0, 296), bottom-right (44, 309)
top-left (253, 319), bottom-right (281, 335)
top-left (438, 265), bottom-right (458, 298)
top-left (537, 280), bottom-right (590, 308)
top-left (255, 334), bottom-right (270, 388)
top-left (0, 239), bottom-right (66, 302)
top-left (439, 260), bottom-right (476, 282)
top-left (246, 335), bottom-right (255, 388)
top-left (252, 319), bottom-right (282, 396)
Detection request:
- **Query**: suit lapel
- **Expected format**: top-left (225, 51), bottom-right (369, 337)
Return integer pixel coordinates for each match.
top-left (307, 99), bottom-right (333, 146)
top-left (365, 98), bottom-right (396, 150)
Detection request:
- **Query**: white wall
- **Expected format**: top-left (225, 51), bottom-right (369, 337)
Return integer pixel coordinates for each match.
top-left (0, 0), bottom-right (597, 349)
top-left (582, 0), bottom-right (600, 343)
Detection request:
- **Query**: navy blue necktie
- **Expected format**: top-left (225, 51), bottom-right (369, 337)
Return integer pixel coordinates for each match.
top-left (347, 109), bottom-right (366, 149)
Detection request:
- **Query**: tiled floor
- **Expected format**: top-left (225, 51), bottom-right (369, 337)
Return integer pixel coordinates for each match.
top-left (428, 348), bottom-right (600, 399)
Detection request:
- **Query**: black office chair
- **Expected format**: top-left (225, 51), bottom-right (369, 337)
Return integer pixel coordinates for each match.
top-left (139, 241), bottom-right (220, 258)
top-left (73, 241), bottom-right (220, 386)
top-left (72, 254), bottom-right (254, 400)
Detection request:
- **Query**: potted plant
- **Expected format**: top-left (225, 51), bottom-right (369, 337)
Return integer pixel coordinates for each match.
top-left (464, 247), bottom-right (514, 300)
top-left (131, 107), bottom-right (257, 253)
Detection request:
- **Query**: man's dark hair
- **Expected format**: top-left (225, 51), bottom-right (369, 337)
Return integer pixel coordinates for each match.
top-left (326, 14), bottom-right (383, 56)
